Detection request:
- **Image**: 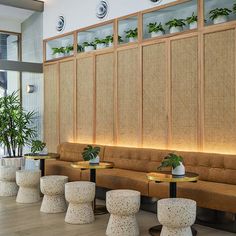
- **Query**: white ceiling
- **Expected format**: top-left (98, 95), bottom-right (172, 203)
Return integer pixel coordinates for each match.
top-left (0, 4), bottom-right (34, 23)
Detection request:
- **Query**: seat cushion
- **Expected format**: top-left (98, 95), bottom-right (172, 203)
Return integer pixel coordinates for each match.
top-left (81, 168), bottom-right (149, 196)
top-left (45, 160), bottom-right (81, 181)
top-left (149, 180), bottom-right (236, 213)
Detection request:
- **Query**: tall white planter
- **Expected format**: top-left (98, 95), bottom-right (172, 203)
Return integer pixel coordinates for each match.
top-left (1, 157), bottom-right (23, 169)
top-left (172, 162), bottom-right (185, 176)
top-left (213, 15), bottom-right (228, 25)
top-left (169, 26), bottom-right (183, 34)
top-left (151, 31), bottom-right (164, 37)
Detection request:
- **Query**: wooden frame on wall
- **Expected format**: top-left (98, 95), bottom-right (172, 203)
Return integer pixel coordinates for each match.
top-left (43, 0), bottom-right (236, 154)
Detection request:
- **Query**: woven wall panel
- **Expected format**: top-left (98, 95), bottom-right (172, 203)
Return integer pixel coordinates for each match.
top-left (117, 48), bottom-right (139, 146)
top-left (96, 53), bottom-right (114, 145)
top-left (204, 29), bottom-right (236, 153)
top-left (143, 43), bottom-right (168, 148)
top-left (171, 36), bottom-right (198, 151)
top-left (77, 57), bottom-right (94, 143)
top-left (59, 60), bottom-right (74, 143)
top-left (44, 64), bottom-right (59, 152)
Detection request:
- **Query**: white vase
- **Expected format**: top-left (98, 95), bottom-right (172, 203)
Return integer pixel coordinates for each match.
top-left (151, 31), bottom-right (164, 38)
top-left (89, 155), bottom-right (100, 164)
top-left (129, 37), bottom-right (137, 43)
top-left (1, 157), bottom-right (23, 169)
top-left (54, 52), bottom-right (64, 58)
top-left (172, 162), bottom-right (185, 176)
top-left (84, 46), bottom-right (94, 52)
top-left (189, 21), bottom-right (198, 30)
top-left (108, 42), bottom-right (113, 47)
top-left (213, 15), bottom-right (228, 25)
top-left (169, 26), bottom-right (183, 34)
top-left (96, 43), bottom-right (106, 50)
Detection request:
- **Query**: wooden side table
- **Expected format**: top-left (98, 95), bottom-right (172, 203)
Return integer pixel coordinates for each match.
top-left (24, 153), bottom-right (59, 176)
top-left (71, 161), bottom-right (114, 215)
top-left (147, 171), bottom-right (199, 236)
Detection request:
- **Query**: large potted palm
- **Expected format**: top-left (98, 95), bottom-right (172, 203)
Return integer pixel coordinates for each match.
top-left (0, 91), bottom-right (36, 169)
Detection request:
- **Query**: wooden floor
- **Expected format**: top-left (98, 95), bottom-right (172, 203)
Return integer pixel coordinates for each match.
top-left (0, 197), bottom-right (235, 236)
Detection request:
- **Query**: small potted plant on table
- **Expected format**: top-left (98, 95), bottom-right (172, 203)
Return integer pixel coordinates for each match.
top-left (147, 22), bottom-right (165, 37)
top-left (186, 12), bottom-right (198, 30)
top-left (209, 8), bottom-right (232, 25)
top-left (125, 28), bottom-right (138, 42)
top-left (31, 140), bottom-right (47, 155)
top-left (82, 145), bottom-right (101, 164)
top-left (83, 42), bottom-right (95, 52)
top-left (158, 153), bottom-right (185, 177)
top-left (166, 18), bottom-right (185, 34)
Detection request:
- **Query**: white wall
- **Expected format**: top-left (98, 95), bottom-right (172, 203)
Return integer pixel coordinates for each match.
top-left (43, 0), bottom-right (176, 39)
top-left (0, 18), bottom-right (21, 33)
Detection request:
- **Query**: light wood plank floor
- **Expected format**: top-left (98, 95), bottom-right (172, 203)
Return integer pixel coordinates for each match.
top-left (0, 197), bottom-right (235, 236)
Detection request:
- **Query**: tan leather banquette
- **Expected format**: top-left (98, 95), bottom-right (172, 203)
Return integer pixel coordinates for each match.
top-left (45, 142), bottom-right (236, 213)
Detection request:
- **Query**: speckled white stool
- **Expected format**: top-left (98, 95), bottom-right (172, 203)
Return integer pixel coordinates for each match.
top-left (158, 198), bottom-right (196, 236)
top-left (40, 175), bottom-right (68, 213)
top-left (0, 166), bottom-right (18, 196)
top-left (65, 181), bottom-right (95, 224)
top-left (106, 189), bottom-right (141, 236)
top-left (16, 170), bottom-right (41, 203)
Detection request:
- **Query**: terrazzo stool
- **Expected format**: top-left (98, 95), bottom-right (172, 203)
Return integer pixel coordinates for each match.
top-left (16, 170), bottom-right (41, 203)
top-left (65, 181), bottom-right (95, 224)
top-left (106, 189), bottom-right (141, 236)
top-left (40, 175), bottom-right (68, 213)
top-left (158, 198), bottom-right (196, 236)
top-left (0, 166), bottom-right (18, 196)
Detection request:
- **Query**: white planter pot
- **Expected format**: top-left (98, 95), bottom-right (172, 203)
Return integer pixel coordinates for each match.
top-left (54, 53), bottom-right (64, 58)
top-left (108, 42), bottom-right (113, 47)
top-left (84, 46), bottom-right (94, 52)
top-left (172, 162), bottom-right (185, 176)
top-left (1, 157), bottom-right (23, 169)
top-left (151, 31), bottom-right (164, 38)
top-left (64, 51), bottom-right (73, 57)
top-left (129, 37), bottom-right (137, 43)
top-left (213, 15), bottom-right (228, 25)
top-left (89, 155), bottom-right (100, 164)
top-left (96, 43), bottom-right (106, 50)
top-left (189, 21), bottom-right (198, 30)
top-left (169, 26), bottom-right (183, 34)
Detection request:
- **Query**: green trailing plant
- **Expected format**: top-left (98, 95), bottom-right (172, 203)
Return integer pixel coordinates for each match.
top-left (31, 140), bottom-right (46, 154)
top-left (186, 12), bottom-right (198, 24)
top-left (147, 22), bottom-right (165, 33)
top-left (0, 91), bottom-right (36, 157)
top-left (166, 18), bottom-right (185, 29)
top-left (94, 38), bottom-right (107, 45)
top-left (51, 47), bottom-right (65, 55)
top-left (125, 28), bottom-right (138, 38)
top-left (82, 41), bottom-right (95, 47)
top-left (158, 153), bottom-right (183, 170)
top-left (65, 45), bottom-right (74, 54)
top-left (209, 8), bottom-right (232, 21)
top-left (82, 145), bottom-right (100, 161)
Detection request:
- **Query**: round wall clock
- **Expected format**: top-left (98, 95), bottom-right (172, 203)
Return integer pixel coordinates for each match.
top-left (56, 15), bottom-right (65, 33)
top-left (96, 0), bottom-right (109, 20)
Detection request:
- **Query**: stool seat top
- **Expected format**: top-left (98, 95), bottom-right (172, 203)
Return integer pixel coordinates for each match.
top-left (107, 189), bottom-right (140, 197)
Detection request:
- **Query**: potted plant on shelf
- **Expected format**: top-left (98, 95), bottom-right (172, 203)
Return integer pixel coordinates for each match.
top-left (82, 42), bottom-right (95, 52)
top-left (94, 38), bottom-right (107, 50)
top-left (77, 44), bottom-right (84, 53)
top-left (186, 12), bottom-right (198, 30)
top-left (105, 35), bottom-right (123, 47)
top-left (147, 22), bottom-right (165, 38)
top-left (64, 45), bottom-right (74, 56)
top-left (158, 153), bottom-right (185, 176)
top-left (31, 140), bottom-right (47, 155)
top-left (209, 8), bottom-right (232, 25)
top-left (125, 28), bottom-right (138, 42)
top-left (165, 18), bottom-right (185, 34)
top-left (0, 91), bottom-right (36, 168)
top-left (82, 145), bottom-right (101, 164)
top-left (52, 47), bottom-right (65, 58)
top-left (233, 3), bottom-right (236, 14)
